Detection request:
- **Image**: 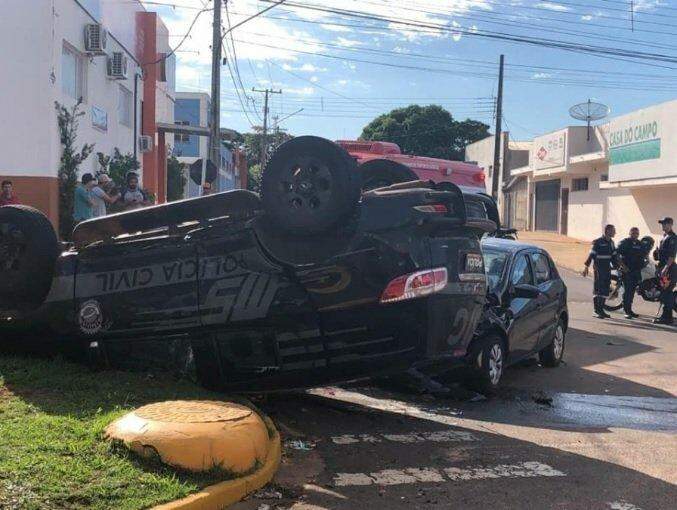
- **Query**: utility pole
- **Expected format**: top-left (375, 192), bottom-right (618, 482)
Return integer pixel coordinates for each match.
top-left (491, 54), bottom-right (504, 201)
top-left (252, 87), bottom-right (281, 167)
top-left (207, 0), bottom-right (222, 194)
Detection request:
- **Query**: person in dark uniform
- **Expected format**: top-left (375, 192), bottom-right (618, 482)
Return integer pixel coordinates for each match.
top-left (616, 227), bottom-right (644, 319)
top-left (583, 224), bottom-right (617, 319)
top-left (653, 217), bottom-right (676, 325)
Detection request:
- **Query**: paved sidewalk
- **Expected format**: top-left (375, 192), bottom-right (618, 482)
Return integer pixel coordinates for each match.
top-left (518, 231), bottom-right (590, 272)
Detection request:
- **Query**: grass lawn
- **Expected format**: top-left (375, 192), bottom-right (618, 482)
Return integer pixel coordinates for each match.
top-left (0, 355), bottom-right (235, 510)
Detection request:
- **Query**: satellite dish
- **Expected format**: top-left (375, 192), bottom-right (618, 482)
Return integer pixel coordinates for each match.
top-left (569, 99), bottom-right (610, 140)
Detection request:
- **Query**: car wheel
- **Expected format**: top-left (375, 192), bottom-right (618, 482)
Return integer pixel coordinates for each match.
top-left (261, 136), bottom-right (361, 235)
top-left (0, 205), bottom-right (59, 310)
top-left (359, 159), bottom-right (417, 191)
top-left (603, 274), bottom-right (624, 311)
top-left (539, 320), bottom-right (566, 367)
top-left (469, 335), bottom-right (506, 394)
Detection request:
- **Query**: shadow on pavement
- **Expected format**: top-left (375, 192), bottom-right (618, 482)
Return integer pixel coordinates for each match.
top-left (502, 327), bottom-right (673, 399)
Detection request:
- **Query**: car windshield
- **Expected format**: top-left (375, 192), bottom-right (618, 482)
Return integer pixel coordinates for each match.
top-left (483, 249), bottom-right (509, 293)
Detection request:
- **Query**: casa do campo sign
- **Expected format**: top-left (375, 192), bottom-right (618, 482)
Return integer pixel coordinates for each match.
top-left (609, 120), bottom-right (660, 165)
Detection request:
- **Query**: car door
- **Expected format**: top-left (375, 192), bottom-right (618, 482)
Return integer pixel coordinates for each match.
top-left (505, 252), bottom-right (541, 361)
top-left (530, 250), bottom-right (562, 349)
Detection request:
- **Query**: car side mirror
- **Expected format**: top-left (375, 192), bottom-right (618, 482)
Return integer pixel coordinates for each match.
top-left (512, 283), bottom-right (540, 299)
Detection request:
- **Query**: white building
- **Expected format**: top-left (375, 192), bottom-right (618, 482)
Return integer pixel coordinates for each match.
top-left (466, 99), bottom-right (677, 242)
top-left (0, 0), bottom-right (175, 229)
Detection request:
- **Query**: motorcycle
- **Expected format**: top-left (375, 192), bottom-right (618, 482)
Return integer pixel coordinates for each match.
top-left (605, 236), bottom-right (676, 313)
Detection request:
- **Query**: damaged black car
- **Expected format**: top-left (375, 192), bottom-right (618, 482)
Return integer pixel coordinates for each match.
top-left (0, 136), bottom-right (498, 391)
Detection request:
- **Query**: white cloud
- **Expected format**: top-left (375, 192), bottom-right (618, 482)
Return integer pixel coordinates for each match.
top-left (580, 14), bottom-right (593, 21)
top-left (337, 79), bottom-right (349, 86)
top-left (310, 76), bottom-right (319, 83)
top-left (532, 72), bottom-right (552, 79)
top-left (320, 24), bottom-right (353, 33)
top-left (335, 37), bottom-right (362, 48)
top-left (285, 86), bottom-right (315, 96)
top-left (282, 63), bottom-right (327, 72)
top-left (535, 2), bottom-right (571, 12)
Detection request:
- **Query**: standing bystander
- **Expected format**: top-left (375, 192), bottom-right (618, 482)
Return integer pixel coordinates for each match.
top-left (0, 180), bottom-right (20, 206)
top-left (91, 173), bottom-right (119, 217)
top-left (74, 173), bottom-right (97, 223)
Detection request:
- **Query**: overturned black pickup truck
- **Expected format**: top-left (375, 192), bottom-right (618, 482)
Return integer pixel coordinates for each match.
top-left (0, 137), bottom-right (499, 391)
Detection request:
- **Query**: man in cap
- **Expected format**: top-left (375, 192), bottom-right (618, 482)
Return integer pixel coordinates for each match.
top-left (653, 217), bottom-right (676, 325)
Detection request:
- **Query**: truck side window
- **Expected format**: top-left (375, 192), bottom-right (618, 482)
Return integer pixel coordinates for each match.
top-left (511, 255), bottom-right (533, 286)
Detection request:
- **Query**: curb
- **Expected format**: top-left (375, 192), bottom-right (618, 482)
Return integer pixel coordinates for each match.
top-left (152, 418), bottom-right (281, 510)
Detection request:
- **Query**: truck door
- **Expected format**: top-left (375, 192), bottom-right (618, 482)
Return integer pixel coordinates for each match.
top-left (74, 235), bottom-right (200, 338)
top-left (193, 225), bottom-right (324, 383)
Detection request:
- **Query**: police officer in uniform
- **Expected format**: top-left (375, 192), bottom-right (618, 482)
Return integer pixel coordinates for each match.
top-left (653, 217), bottom-right (676, 325)
top-left (583, 224), bottom-right (617, 319)
top-left (616, 227), bottom-right (644, 319)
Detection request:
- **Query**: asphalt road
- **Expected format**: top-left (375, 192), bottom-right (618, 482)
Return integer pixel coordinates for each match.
top-left (236, 270), bottom-right (676, 510)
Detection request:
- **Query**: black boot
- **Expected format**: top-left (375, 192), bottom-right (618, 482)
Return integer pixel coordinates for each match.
top-left (593, 297), bottom-right (608, 319)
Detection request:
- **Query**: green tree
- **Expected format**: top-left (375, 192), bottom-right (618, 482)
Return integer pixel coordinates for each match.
top-left (55, 100), bottom-right (95, 239)
top-left (167, 154), bottom-right (187, 202)
top-left (100, 149), bottom-right (140, 188)
top-left (360, 105), bottom-right (490, 161)
top-left (242, 127), bottom-right (294, 168)
top-left (247, 163), bottom-right (262, 193)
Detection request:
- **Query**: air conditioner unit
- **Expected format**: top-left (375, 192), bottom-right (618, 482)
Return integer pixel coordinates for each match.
top-left (84, 24), bottom-right (107, 55)
top-left (139, 135), bottom-right (153, 153)
top-left (107, 52), bottom-right (128, 80)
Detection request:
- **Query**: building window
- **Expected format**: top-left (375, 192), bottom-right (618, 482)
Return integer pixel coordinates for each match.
top-left (572, 177), bottom-right (589, 192)
top-left (600, 173), bottom-right (609, 182)
top-left (118, 85), bottom-right (132, 127)
top-left (175, 121), bottom-right (190, 143)
top-left (61, 43), bottom-right (85, 100)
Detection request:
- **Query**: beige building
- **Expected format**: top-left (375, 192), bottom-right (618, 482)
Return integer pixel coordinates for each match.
top-left (465, 99), bottom-right (677, 242)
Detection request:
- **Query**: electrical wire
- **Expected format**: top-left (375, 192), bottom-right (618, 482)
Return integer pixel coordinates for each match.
top-left (143, 2), bottom-right (211, 65)
top-left (259, 0), bottom-right (677, 64)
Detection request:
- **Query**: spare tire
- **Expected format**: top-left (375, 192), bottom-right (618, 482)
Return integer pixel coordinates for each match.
top-left (0, 205), bottom-right (59, 309)
top-left (359, 159), bottom-right (418, 191)
top-left (261, 136), bottom-right (360, 235)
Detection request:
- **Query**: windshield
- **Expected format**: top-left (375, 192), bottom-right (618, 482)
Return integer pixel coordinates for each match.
top-left (483, 249), bottom-right (509, 293)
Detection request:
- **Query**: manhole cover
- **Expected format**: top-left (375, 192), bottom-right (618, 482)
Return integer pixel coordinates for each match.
top-left (135, 400), bottom-right (252, 423)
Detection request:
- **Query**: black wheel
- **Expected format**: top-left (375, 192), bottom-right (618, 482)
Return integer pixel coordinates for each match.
top-left (604, 274), bottom-right (624, 311)
top-left (467, 334), bottom-right (506, 394)
top-left (539, 320), bottom-right (565, 367)
top-left (0, 205), bottom-right (59, 310)
top-left (359, 159), bottom-right (418, 191)
top-left (261, 136), bottom-right (360, 235)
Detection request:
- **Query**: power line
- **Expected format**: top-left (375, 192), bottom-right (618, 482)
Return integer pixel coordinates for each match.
top-left (260, 0), bottom-right (677, 64)
top-left (233, 38), bottom-right (677, 92)
top-left (239, 29), bottom-right (677, 82)
top-left (143, 3), bottom-right (211, 65)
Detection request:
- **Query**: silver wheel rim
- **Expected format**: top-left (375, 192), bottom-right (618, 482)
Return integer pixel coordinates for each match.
top-left (488, 344), bottom-right (503, 385)
top-left (553, 325), bottom-right (564, 360)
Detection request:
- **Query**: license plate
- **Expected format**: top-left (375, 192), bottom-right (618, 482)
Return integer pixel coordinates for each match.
top-left (464, 253), bottom-right (484, 272)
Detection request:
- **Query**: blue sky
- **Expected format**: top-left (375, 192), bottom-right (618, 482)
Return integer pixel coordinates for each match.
top-left (149, 0), bottom-right (677, 142)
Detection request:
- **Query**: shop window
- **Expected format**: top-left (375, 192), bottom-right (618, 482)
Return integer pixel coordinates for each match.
top-left (175, 121), bottom-right (190, 143)
top-left (61, 43), bottom-right (85, 100)
top-left (572, 177), bottom-right (589, 192)
top-left (118, 85), bottom-right (132, 127)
